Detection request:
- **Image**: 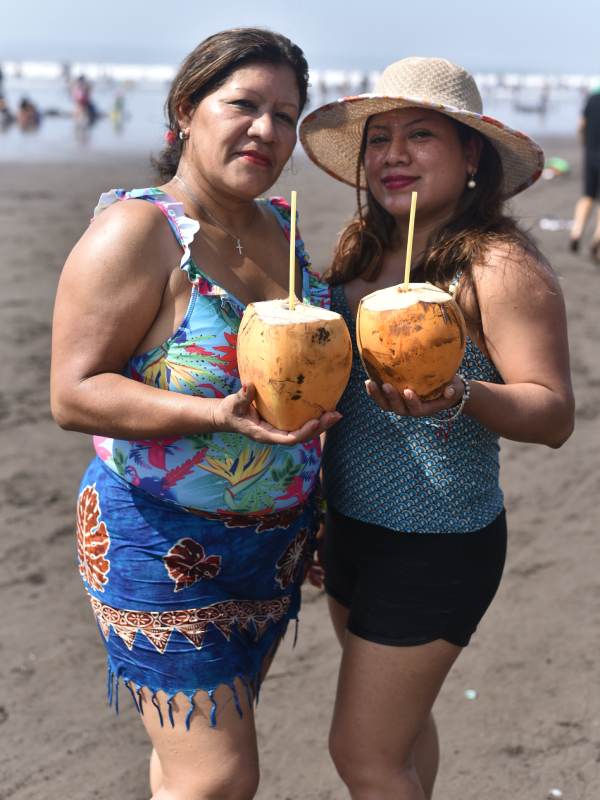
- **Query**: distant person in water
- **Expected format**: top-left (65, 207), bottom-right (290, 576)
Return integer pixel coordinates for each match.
top-left (16, 97), bottom-right (41, 131)
top-left (0, 94), bottom-right (15, 129)
top-left (61, 61), bottom-right (72, 85)
top-left (71, 74), bottom-right (98, 126)
top-left (569, 85), bottom-right (600, 263)
top-left (110, 88), bottom-right (126, 132)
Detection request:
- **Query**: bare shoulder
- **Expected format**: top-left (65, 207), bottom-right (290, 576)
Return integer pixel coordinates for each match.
top-left (65, 197), bottom-right (183, 283)
top-left (472, 238), bottom-right (562, 311)
top-left (53, 197), bottom-right (188, 378)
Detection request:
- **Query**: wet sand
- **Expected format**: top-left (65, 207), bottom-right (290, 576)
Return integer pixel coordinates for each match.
top-left (0, 139), bottom-right (598, 799)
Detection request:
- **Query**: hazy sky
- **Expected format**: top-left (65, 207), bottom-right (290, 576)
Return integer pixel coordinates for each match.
top-left (1, 0), bottom-right (599, 74)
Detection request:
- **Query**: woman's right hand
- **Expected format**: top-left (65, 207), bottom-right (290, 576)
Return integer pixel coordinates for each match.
top-left (212, 383), bottom-right (342, 445)
top-left (365, 375), bottom-right (465, 417)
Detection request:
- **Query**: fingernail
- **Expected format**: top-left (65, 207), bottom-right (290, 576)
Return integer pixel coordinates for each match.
top-left (403, 389), bottom-right (412, 399)
top-left (383, 384), bottom-right (393, 395)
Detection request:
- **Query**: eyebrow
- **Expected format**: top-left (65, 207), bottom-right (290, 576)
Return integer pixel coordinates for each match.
top-left (228, 86), bottom-right (299, 111)
top-left (368, 117), bottom-right (430, 130)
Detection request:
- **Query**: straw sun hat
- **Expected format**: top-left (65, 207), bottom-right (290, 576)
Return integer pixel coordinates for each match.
top-left (300, 57), bottom-right (544, 199)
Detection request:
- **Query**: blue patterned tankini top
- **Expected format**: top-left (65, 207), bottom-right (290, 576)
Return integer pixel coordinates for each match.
top-left (322, 283), bottom-right (505, 533)
top-left (92, 188), bottom-right (330, 515)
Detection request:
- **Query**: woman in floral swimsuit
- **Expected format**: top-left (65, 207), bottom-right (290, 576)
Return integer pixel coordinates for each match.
top-left (50, 28), bottom-right (337, 800)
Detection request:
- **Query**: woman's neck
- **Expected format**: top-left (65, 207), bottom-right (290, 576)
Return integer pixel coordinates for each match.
top-left (395, 215), bottom-right (439, 251)
top-left (166, 164), bottom-right (259, 230)
top-left (386, 220), bottom-right (433, 278)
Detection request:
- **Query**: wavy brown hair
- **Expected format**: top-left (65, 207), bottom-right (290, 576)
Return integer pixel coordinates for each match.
top-left (153, 28), bottom-right (309, 181)
top-left (327, 117), bottom-right (546, 326)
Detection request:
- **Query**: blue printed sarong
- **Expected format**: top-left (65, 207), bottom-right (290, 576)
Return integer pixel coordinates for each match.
top-left (77, 457), bottom-right (317, 727)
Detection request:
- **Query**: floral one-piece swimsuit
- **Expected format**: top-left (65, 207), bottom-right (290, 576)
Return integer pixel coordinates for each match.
top-left (76, 187), bottom-right (330, 727)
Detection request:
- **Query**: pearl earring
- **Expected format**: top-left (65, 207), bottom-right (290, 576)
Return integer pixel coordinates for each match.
top-left (467, 172), bottom-right (477, 189)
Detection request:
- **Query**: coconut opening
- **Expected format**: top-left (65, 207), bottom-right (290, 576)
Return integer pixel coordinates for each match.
top-left (361, 282), bottom-right (452, 312)
top-left (251, 298), bottom-right (341, 324)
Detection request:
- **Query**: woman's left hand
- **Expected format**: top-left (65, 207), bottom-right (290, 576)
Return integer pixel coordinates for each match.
top-left (213, 383), bottom-right (342, 444)
top-left (365, 374), bottom-right (465, 417)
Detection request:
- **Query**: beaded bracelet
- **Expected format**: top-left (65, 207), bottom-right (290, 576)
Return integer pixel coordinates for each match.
top-left (447, 373), bottom-right (471, 421)
top-left (421, 374), bottom-right (471, 431)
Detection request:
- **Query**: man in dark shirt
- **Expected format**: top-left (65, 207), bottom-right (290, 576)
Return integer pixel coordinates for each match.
top-left (570, 88), bottom-right (600, 261)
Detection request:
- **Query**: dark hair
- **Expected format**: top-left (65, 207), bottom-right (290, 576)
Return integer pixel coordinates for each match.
top-left (153, 27), bottom-right (309, 181)
top-left (327, 116), bottom-right (547, 328)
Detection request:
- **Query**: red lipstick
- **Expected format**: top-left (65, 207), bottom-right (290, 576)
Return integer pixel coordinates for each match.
top-left (239, 150), bottom-right (272, 167)
top-left (381, 174), bottom-right (418, 190)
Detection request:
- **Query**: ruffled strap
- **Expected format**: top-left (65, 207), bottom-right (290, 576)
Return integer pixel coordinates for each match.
top-left (93, 187), bottom-right (200, 274)
top-left (267, 197), bottom-right (331, 310)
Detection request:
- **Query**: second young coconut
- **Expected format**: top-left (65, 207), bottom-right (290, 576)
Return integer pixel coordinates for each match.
top-left (356, 282), bottom-right (466, 400)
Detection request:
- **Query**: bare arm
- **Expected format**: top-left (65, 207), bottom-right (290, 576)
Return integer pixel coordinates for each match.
top-left (50, 200), bottom-right (338, 445)
top-left (366, 244), bottom-right (575, 448)
top-left (462, 246), bottom-right (574, 447)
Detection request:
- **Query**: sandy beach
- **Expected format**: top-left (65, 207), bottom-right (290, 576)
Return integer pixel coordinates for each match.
top-left (0, 137), bottom-right (598, 800)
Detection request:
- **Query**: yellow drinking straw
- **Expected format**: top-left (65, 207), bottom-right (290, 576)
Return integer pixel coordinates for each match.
top-left (289, 190), bottom-right (297, 310)
top-left (403, 191), bottom-right (418, 286)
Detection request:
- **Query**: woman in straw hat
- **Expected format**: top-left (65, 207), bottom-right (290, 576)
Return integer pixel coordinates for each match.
top-left (301, 57), bottom-right (574, 798)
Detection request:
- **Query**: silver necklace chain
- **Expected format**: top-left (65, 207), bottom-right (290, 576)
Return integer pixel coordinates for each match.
top-left (173, 174), bottom-right (245, 255)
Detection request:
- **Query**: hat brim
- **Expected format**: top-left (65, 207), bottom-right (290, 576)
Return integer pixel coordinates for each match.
top-left (299, 94), bottom-right (544, 199)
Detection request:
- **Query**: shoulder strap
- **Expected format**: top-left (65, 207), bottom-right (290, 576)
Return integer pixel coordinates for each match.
top-left (93, 188), bottom-right (200, 273)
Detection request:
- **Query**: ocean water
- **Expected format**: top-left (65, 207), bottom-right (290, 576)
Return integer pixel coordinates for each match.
top-left (0, 79), bottom-right (168, 162)
top-left (0, 75), bottom-right (588, 164)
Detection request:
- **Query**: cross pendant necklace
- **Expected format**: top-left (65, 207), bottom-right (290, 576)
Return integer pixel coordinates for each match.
top-left (173, 174), bottom-right (245, 256)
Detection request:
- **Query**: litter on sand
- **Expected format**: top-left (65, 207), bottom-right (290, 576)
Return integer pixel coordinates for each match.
top-left (547, 789), bottom-right (563, 799)
top-left (464, 689), bottom-right (478, 700)
top-left (542, 156), bottom-right (570, 179)
top-left (538, 217), bottom-right (574, 231)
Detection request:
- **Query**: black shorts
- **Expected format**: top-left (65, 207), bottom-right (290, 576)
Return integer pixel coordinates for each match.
top-left (584, 156), bottom-right (600, 199)
top-left (324, 507), bottom-right (507, 648)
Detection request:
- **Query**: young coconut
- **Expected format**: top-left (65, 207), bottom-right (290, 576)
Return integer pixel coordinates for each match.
top-left (237, 299), bottom-right (352, 430)
top-left (356, 282), bottom-right (467, 400)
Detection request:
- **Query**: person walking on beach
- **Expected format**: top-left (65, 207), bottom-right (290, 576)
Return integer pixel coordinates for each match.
top-left (51, 28), bottom-right (338, 800)
top-left (301, 57), bottom-right (575, 799)
top-left (569, 85), bottom-right (600, 261)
